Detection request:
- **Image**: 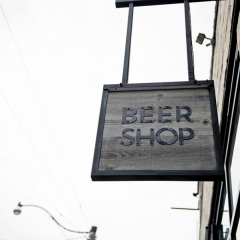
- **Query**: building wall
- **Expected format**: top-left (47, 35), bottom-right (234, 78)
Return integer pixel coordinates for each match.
top-left (199, 0), bottom-right (235, 239)
top-left (212, 0), bottom-right (234, 120)
top-left (237, 14), bottom-right (240, 51)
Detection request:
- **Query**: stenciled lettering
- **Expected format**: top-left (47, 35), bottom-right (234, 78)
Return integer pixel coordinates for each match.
top-left (140, 106), bottom-right (154, 123)
top-left (122, 107), bottom-right (137, 124)
top-left (120, 106), bottom-right (194, 146)
top-left (179, 128), bottom-right (194, 145)
top-left (155, 128), bottom-right (178, 145)
top-left (158, 106), bottom-right (172, 123)
top-left (136, 128), bottom-right (154, 146)
top-left (176, 106), bottom-right (193, 122)
top-left (120, 128), bottom-right (135, 146)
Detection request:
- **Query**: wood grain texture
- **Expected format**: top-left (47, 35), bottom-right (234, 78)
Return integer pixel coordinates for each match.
top-left (99, 88), bottom-right (217, 171)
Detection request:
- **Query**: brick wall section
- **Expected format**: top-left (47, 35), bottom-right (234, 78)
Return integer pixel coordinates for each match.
top-left (199, 0), bottom-right (234, 239)
top-left (199, 182), bottom-right (214, 239)
top-left (212, 0), bottom-right (234, 121)
top-left (237, 14), bottom-right (240, 51)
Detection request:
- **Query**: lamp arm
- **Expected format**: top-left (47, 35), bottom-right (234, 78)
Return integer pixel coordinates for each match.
top-left (19, 203), bottom-right (89, 234)
top-left (205, 37), bottom-right (212, 40)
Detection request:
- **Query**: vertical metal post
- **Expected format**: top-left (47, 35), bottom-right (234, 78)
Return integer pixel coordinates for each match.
top-left (205, 225), bottom-right (210, 240)
top-left (210, 223), bottom-right (218, 240)
top-left (184, 0), bottom-right (195, 81)
top-left (122, 3), bottom-right (134, 84)
top-left (218, 225), bottom-right (224, 240)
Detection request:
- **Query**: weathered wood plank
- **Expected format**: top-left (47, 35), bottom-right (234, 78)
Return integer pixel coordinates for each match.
top-left (99, 88), bottom-right (217, 171)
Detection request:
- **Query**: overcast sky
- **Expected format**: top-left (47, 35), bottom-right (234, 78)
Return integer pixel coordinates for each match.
top-left (0, 1), bottom-right (215, 239)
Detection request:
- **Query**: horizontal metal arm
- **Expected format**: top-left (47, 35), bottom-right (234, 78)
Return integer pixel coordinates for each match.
top-left (116, 0), bottom-right (222, 8)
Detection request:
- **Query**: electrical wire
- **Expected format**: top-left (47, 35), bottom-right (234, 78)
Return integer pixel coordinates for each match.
top-left (0, 4), bottom-right (86, 229)
top-left (58, 226), bottom-right (68, 240)
top-left (79, 204), bottom-right (89, 229)
top-left (0, 157), bottom-right (78, 231)
top-left (0, 2), bottom-right (89, 228)
top-left (0, 87), bottom-right (78, 230)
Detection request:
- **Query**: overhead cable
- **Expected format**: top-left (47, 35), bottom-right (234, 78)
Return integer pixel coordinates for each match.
top-left (0, 156), bottom-right (78, 231)
top-left (0, 3), bottom-right (89, 228)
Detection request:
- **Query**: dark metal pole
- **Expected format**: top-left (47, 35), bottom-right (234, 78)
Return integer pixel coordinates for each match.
top-left (122, 3), bottom-right (134, 84)
top-left (184, 0), bottom-right (195, 81)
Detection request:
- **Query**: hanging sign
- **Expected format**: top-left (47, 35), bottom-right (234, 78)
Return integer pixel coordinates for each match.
top-left (91, 81), bottom-right (224, 181)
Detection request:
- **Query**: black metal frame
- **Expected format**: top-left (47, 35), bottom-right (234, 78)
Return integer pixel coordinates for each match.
top-left (122, 3), bottom-right (133, 84)
top-left (91, 0), bottom-right (235, 235)
top-left (91, 80), bottom-right (224, 181)
top-left (208, 51), bottom-right (240, 240)
top-left (120, 0), bottom-right (196, 82)
top-left (116, 0), bottom-right (222, 8)
top-left (206, 0), bottom-right (240, 239)
top-left (184, 0), bottom-right (195, 81)
top-left (208, 48), bottom-right (240, 240)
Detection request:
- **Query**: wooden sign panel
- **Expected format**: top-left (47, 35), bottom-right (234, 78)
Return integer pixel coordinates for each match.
top-left (91, 81), bottom-right (224, 181)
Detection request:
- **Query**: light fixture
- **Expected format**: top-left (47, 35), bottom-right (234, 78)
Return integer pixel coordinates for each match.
top-left (88, 226), bottom-right (97, 240)
top-left (196, 33), bottom-right (214, 47)
top-left (13, 202), bottom-right (22, 215)
top-left (90, 226), bottom-right (97, 233)
top-left (193, 193), bottom-right (202, 199)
